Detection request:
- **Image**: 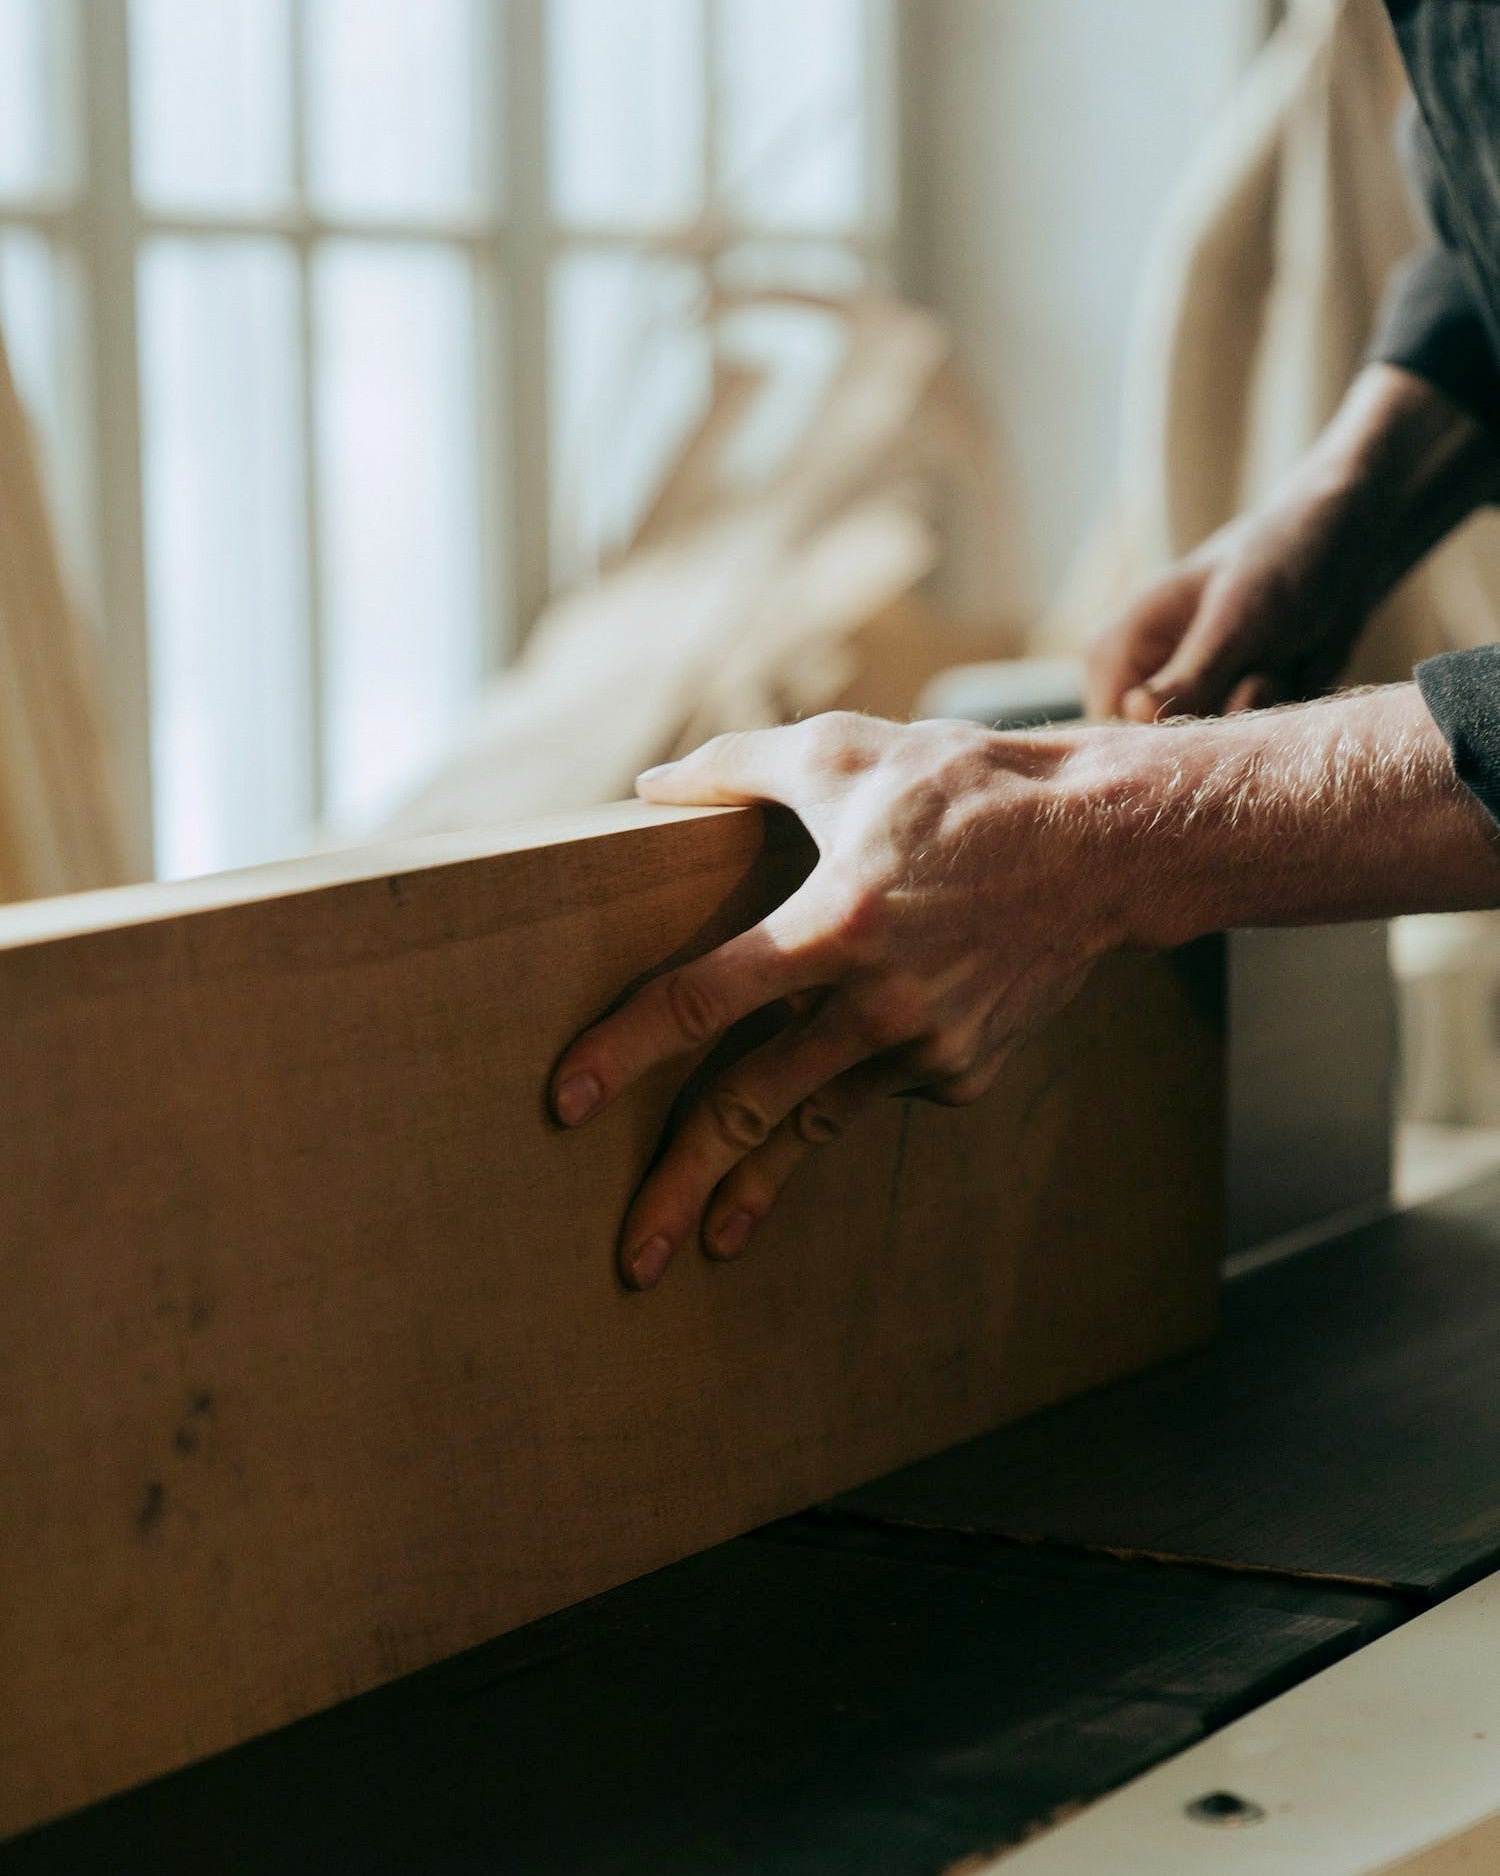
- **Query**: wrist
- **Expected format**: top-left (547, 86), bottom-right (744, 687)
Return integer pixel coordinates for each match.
top-left (1035, 723), bottom-right (1212, 953)
top-left (1061, 686), bottom-right (1500, 950)
top-left (1055, 721), bottom-right (1227, 951)
top-left (1288, 364), bottom-right (1500, 605)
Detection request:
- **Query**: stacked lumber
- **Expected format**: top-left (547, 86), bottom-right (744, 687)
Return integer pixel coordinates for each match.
top-left (380, 293), bottom-right (1017, 841)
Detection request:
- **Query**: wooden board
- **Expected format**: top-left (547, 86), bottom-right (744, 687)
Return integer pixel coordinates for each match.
top-left (0, 800), bottom-right (1221, 1837)
top-left (838, 1175), bottom-right (1500, 1594)
top-left (0, 1535), bottom-right (1393, 1875)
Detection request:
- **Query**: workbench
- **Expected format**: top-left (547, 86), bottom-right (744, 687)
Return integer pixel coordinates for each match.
top-left (9, 1171), bottom-right (1499, 1873)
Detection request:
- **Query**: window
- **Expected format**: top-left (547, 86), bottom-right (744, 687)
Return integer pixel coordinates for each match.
top-left (0, 0), bottom-right (895, 878)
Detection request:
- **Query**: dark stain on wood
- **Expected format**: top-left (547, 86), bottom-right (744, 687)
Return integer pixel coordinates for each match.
top-left (171, 1391), bottom-right (214, 1458)
top-left (134, 1483), bottom-right (165, 1537)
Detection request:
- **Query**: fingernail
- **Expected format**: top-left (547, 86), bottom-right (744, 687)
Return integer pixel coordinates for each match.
top-left (626, 1234), bottom-right (673, 1290)
top-left (709, 1209), bottom-right (755, 1260)
top-left (635, 763), bottom-right (674, 787)
top-left (555, 1071), bottom-right (602, 1126)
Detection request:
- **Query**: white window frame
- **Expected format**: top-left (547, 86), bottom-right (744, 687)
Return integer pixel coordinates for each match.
top-left (0, 0), bottom-right (897, 877)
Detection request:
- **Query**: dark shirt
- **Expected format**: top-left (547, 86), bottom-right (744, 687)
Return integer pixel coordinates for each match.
top-left (1373, 101), bottom-right (1500, 437)
top-left (1372, 2), bottom-right (1500, 822)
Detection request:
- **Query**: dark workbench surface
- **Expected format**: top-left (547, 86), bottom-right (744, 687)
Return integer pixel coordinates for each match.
top-left (11, 1175), bottom-right (1500, 1875)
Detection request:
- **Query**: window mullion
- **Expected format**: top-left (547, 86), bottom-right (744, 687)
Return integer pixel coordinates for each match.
top-left (701, 0), bottom-right (717, 208)
top-left (77, 0), bottom-right (153, 875)
top-left (700, 0), bottom-right (721, 370)
top-left (289, 0), bottom-right (327, 829)
top-left (861, 0), bottom-right (899, 284)
top-left (502, 0), bottom-right (552, 638)
top-left (472, 0), bottom-right (512, 673)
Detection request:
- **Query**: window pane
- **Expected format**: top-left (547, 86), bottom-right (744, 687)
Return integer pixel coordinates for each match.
top-left (713, 241), bottom-right (867, 297)
top-left (550, 250), bottom-right (709, 581)
top-left (549, 0), bottom-right (703, 228)
top-left (0, 0), bottom-right (71, 195)
top-left (139, 239), bottom-right (309, 878)
top-left (0, 230), bottom-right (89, 591)
top-left (130, 0), bottom-right (292, 212)
top-left (305, 0), bottom-right (482, 218)
top-left (715, 0), bottom-right (865, 227)
top-left (314, 242), bottom-right (481, 830)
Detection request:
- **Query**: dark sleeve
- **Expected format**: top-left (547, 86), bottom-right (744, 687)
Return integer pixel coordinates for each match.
top-left (1372, 246), bottom-right (1500, 437)
top-left (1369, 103), bottom-right (1500, 437)
top-left (1417, 646), bottom-right (1500, 827)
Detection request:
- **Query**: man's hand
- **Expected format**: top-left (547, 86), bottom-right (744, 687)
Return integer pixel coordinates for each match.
top-left (1086, 365), bottom-right (1500, 723)
top-left (1084, 502), bottom-right (1368, 722)
top-left (552, 687), bottom-right (1500, 1292)
top-left (549, 714), bottom-right (1125, 1289)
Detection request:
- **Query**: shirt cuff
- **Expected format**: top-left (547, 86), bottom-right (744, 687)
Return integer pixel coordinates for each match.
top-left (1417, 646), bottom-right (1500, 828)
top-left (1371, 247), bottom-right (1500, 442)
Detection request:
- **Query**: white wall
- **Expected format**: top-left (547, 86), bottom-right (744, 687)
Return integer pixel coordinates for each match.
top-left (899, 0), bottom-right (1266, 614)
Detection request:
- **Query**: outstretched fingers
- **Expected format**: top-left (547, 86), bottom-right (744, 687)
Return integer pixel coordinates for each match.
top-left (697, 1061), bottom-right (914, 1275)
top-left (550, 896), bottom-right (828, 1129)
top-left (617, 1003), bottom-right (881, 1289)
top-left (694, 1037), bottom-right (1022, 1277)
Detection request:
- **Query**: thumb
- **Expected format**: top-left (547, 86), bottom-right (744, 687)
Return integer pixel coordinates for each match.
top-left (1084, 565), bottom-right (1208, 720)
top-left (635, 727), bottom-right (802, 809)
top-left (1130, 584), bottom-right (1261, 718)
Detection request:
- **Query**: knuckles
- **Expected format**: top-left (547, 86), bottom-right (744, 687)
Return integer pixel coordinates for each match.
top-left (846, 977), bottom-right (930, 1052)
top-left (795, 1099), bottom-right (844, 1145)
top-left (665, 969), bottom-right (722, 1044)
top-left (801, 711), bottom-right (884, 777)
top-left (819, 882), bottom-right (892, 964)
top-left (924, 1063), bottom-right (998, 1108)
top-left (906, 1033), bottom-right (976, 1083)
top-left (706, 1088), bottom-right (773, 1152)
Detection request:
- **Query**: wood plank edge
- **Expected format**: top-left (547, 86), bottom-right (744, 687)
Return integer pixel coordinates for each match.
top-left (0, 800), bottom-right (753, 952)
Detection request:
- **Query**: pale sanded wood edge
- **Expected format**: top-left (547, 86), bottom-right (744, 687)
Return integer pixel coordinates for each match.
top-left (988, 1570), bottom-right (1500, 1874)
top-left (0, 798), bottom-right (746, 951)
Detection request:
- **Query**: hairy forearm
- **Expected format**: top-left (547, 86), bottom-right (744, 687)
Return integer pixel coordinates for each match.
top-left (1065, 685), bottom-right (1500, 947)
top-left (1289, 363), bottom-right (1500, 612)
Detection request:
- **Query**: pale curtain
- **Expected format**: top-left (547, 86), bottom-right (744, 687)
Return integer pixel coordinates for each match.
top-left (1041, 0), bottom-right (1500, 678)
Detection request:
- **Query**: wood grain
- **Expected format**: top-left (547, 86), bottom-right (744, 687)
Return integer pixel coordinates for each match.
top-left (0, 801), bottom-right (1221, 1837)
